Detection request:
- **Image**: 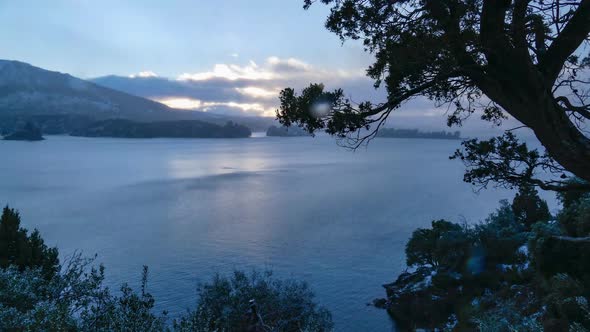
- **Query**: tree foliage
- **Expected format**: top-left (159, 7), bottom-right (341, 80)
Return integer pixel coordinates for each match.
top-left (0, 206), bottom-right (58, 280)
top-left (174, 270), bottom-right (333, 332)
top-left (406, 219), bottom-right (472, 269)
top-left (512, 185), bottom-right (552, 228)
top-left (396, 189), bottom-right (584, 329)
top-left (278, 0), bottom-right (590, 190)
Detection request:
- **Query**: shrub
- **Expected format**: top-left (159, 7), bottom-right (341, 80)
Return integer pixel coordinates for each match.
top-left (406, 219), bottom-right (472, 270)
top-left (557, 178), bottom-right (590, 209)
top-left (0, 253), bottom-right (108, 330)
top-left (558, 197), bottom-right (590, 237)
top-left (475, 200), bottom-right (528, 268)
top-left (173, 270), bottom-right (333, 332)
top-left (543, 274), bottom-right (590, 329)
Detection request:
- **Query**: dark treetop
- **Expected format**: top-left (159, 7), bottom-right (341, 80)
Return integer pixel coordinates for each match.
top-left (377, 128), bottom-right (461, 140)
top-left (266, 125), bottom-right (311, 137)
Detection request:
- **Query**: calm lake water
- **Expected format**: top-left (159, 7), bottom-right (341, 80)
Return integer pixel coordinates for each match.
top-left (0, 135), bottom-right (557, 331)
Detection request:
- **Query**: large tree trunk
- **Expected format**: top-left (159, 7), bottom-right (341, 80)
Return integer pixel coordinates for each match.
top-left (476, 59), bottom-right (590, 183)
top-left (530, 97), bottom-right (590, 184)
top-left (477, 1), bottom-right (590, 184)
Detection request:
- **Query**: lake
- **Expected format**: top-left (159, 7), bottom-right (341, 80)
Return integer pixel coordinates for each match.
top-left (0, 135), bottom-right (556, 331)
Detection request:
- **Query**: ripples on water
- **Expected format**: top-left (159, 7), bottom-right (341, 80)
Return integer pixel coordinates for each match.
top-left (0, 135), bottom-right (556, 331)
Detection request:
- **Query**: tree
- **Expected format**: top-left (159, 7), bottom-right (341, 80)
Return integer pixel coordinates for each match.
top-left (511, 185), bottom-right (552, 228)
top-left (277, 0), bottom-right (590, 191)
top-left (0, 206), bottom-right (58, 280)
top-left (406, 219), bottom-right (471, 269)
top-left (173, 270), bottom-right (333, 332)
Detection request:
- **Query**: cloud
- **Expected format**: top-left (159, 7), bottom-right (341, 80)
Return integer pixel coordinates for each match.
top-left (267, 56), bottom-right (312, 73)
top-left (176, 57), bottom-right (364, 83)
top-left (152, 97), bottom-right (204, 110)
top-left (93, 58), bottom-right (520, 136)
top-left (177, 61), bottom-right (275, 81)
top-left (129, 70), bottom-right (158, 78)
top-left (153, 97), bottom-right (275, 116)
top-left (93, 56), bottom-right (384, 117)
top-left (235, 86), bottom-right (280, 99)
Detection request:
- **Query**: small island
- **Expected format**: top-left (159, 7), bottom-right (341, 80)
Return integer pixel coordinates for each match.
top-left (70, 119), bottom-right (251, 138)
top-left (3, 122), bottom-right (44, 141)
top-left (266, 125), bottom-right (310, 137)
top-left (377, 128), bottom-right (461, 140)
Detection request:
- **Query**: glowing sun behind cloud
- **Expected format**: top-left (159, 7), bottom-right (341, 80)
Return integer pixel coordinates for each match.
top-left (154, 97), bottom-right (276, 117)
top-left (155, 97), bottom-right (203, 109)
top-left (235, 86), bottom-right (280, 99)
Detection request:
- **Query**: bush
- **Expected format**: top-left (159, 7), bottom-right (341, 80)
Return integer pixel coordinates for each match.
top-left (173, 270), bottom-right (333, 332)
top-left (406, 219), bottom-right (472, 270)
top-left (558, 197), bottom-right (590, 237)
top-left (543, 274), bottom-right (590, 329)
top-left (475, 200), bottom-right (528, 269)
top-left (557, 178), bottom-right (590, 209)
top-left (79, 265), bottom-right (167, 331)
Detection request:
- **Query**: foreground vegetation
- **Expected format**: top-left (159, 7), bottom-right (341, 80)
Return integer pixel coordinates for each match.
top-left (0, 207), bottom-right (332, 331)
top-left (374, 184), bottom-right (590, 331)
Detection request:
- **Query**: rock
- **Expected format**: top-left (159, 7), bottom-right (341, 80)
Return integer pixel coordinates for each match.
top-left (382, 267), bottom-right (458, 330)
top-left (372, 298), bottom-right (387, 309)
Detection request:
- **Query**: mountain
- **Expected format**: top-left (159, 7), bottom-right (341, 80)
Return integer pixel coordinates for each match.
top-left (0, 60), bottom-right (274, 133)
top-left (0, 60), bottom-right (173, 120)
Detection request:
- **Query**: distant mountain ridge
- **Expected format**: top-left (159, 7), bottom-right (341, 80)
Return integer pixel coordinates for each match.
top-left (0, 60), bottom-right (275, 133)
top-left (0, 60), bottom-right (173, 120)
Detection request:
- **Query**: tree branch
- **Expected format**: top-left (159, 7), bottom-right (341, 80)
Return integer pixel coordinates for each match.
top-left (540, 0), bottom-right (590, 84)
top-left (555, 95), bottom-right (590, 119)
top-left (480, 0), bottom-right (512, 65)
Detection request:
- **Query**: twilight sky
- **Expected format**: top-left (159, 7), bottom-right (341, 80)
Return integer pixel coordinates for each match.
top-left (1, 0), bottom-right (391, 116)
top-left (0, 0), bottom-right (370, 78)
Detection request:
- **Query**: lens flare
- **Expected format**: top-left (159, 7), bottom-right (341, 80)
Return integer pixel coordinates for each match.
top-left (311, 102), bottom-right (331, 118)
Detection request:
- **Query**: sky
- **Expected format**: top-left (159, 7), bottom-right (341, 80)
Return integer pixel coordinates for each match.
top-left (0, 0), bottom-right (370, 77)
top-left (0, 0), bottom-right (518, 135)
